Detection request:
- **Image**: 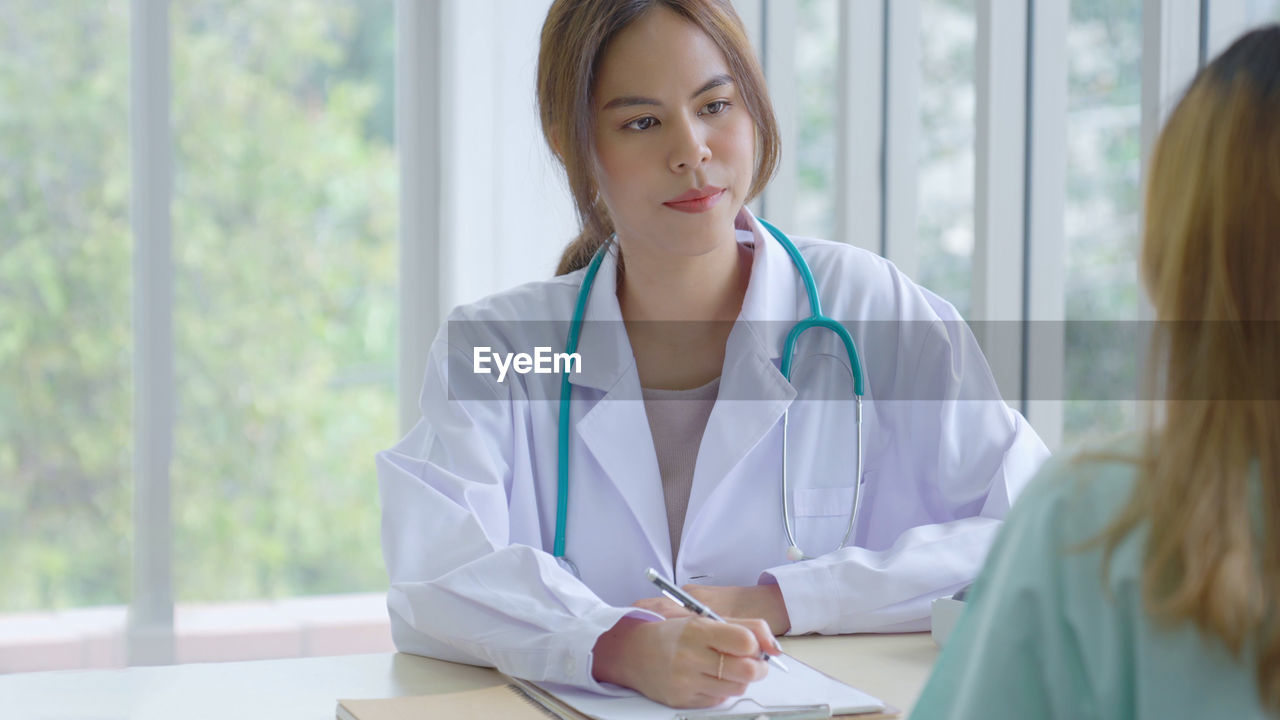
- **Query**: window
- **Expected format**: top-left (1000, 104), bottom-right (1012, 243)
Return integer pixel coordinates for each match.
top-left (1243, 0), bottom-right (1280, 30)
top-left (794, 0), bottom-right (837, 241)
top-left (785, 0), bottom-right (1275, 451)
top-left (917, 0), bottom-right (975, 317)
top-left (1, 0), bottom-right (396, 672)
top-left (1062, 0), bottom-right (1142, 448)
top-left (169, 0), bottom-right (396, 604)
top-left (6, 0), bottom-right (1275, 672)
top-left (0, 0), bottom-right (132, 614)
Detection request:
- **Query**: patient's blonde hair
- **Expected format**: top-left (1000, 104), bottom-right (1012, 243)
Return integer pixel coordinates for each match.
top-left (1096, 24), bottom-right (1280, 711)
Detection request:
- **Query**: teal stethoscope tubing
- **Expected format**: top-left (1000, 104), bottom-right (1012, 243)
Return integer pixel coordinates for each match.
top-left (554, 219), bottom-right (865, 576)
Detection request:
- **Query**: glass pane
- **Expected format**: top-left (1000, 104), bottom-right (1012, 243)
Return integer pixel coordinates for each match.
top-left (794, 0), bottom-right (838, 241)
top-left (0, 2), bottom-right (132, 612)
top-left (171, 0), bottom-right (396, 602)
top-left (1246, 0), bottom-right (1280, 23)
top-left (1062, 0), bottom-right (1142, 448)
top-left (918, 0), bottom-right (976, 316)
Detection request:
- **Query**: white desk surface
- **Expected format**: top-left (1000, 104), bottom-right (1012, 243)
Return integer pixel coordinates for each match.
top-left (0, 632), bottom-right (938, 719)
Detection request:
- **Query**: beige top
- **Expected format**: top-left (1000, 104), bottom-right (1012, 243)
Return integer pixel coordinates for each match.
top-left (641, 377), bottom-right (721, 566)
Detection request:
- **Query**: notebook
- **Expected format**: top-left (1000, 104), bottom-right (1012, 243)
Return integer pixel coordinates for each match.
top-left (337, 655), bottom-right (897, 720)
top-left (336, 684), bottom-right (566, 720)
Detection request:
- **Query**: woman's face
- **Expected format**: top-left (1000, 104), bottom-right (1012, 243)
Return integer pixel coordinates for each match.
top-left (592, 6), bottom-right (756, 259)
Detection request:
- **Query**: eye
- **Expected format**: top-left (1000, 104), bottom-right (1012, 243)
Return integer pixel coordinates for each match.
top-left (623, 116), bottom-right (658, 132)
top-left (702, 100), bottom-right (730, 116)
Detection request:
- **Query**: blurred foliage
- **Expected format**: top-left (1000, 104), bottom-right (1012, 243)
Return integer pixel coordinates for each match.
top-left (0, 0), bottom-right (396, 611)
top-left (792, 0), bottom-right (1149, 449)
top-left (791, 0), bottom-right (1145, 448)
top-left (917, 0), bottom-right (976, 317)
top-left (794, 0), bottom-right (836, 242)
top-left (0, 1), bottom-right (133, 610)
top-left (1061, 0), bottom-right (1143, 447)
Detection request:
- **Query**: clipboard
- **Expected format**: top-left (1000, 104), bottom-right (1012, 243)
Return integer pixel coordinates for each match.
top-left (674, 699), bottom-right (900, 719)
top-left (504, 654), bottom-right (900, 720)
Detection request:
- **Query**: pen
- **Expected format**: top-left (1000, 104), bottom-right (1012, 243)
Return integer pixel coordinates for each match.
top-left (645, 568), bottom-right (790, 673)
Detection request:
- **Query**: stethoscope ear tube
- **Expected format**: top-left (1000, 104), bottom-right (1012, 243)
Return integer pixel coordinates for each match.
top-left (764, 218), bottom-right (866, 561)
top-left (555, 240), bottom-right (611, 565)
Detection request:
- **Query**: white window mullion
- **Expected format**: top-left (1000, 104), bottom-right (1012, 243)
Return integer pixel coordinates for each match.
top-left (759, 0), bottom-right (798, 230)
top-left (1024, 0), bottom-right (1069, 451)
top-left (835, 0), bottom-right (885, 254)
top-left (438, 0), bottom-right (499, 318)
top-left (973, 0), bottom-right (1028, 405)
top-left (395, 0), bottom-right (446, 435)
top-left (1140, 0), bottom-right (1200, 230)
top-left (1138, 0), bottom-right (1200, 349)
top-left (128, 0), bottom-right (175, 666)
top-left (883, 0), bottom-right (919, 274)
top-left (1203, 0), bottom-right (1249, 62)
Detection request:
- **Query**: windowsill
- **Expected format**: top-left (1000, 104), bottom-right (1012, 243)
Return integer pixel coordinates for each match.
top-left (0, 592), bottom-right (395, 674)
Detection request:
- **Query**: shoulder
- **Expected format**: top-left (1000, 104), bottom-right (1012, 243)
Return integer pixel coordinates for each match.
top-left (445, 271), bottom-right (583, 325)
top-left (1007, 435), bottom-right (1141, 545)
top-left (981, 435), bottom-right (1150, 609)
top-left (788, 235), bottom-right (962, 322)
top-left (953, 436), bottom-right (1143, 625)
top-left (429, 271), bottom-right (586, 383)
top-left (788, 235), bottom-right (899, 286)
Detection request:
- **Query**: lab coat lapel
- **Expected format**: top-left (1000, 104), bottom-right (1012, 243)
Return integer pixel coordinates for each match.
top-left (567, 243), bottom-right (673, 569)
top-left (684, 212), bottom-right (802, 535)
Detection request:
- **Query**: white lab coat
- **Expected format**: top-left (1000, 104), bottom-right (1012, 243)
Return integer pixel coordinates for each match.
top-left (378, 211), bottom-right (1049, 692)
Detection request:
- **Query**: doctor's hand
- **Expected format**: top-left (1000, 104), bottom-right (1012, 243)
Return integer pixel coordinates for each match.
top-left (591, 616), bottom-right (777, 708)
top-left (634, 584), bottom-right (792, 635)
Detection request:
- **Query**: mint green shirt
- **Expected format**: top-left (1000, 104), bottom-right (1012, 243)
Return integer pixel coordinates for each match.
top-left (913, 442), bottom-right (1270, 719)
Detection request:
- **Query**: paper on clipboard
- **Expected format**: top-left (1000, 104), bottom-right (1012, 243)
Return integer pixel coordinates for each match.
top-left (510, 654), bottom-right (886, 719)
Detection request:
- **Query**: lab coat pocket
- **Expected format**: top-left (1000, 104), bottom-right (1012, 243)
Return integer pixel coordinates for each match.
top-left (792, 486), bottom-right (857, 552)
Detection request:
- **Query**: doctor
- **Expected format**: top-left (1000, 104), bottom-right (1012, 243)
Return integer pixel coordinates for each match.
top-left (379, 0), bottom-right (1048, 709)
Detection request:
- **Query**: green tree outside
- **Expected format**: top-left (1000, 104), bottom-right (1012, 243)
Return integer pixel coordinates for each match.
top-left (0, 0), bottom-right (397, 611)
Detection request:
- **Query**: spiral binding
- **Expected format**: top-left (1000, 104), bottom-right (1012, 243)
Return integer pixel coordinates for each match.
top-left (505, 681), bottom-right (582, 719)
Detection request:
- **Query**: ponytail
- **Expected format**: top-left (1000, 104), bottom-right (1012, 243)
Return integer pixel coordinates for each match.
top-left (554, 196), bottom-right (615, 275)
top-left (556, 231), bottom-right (608, 276)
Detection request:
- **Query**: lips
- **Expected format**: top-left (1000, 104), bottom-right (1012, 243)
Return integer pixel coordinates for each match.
top-left (663, 186), bottom-right (726, 214)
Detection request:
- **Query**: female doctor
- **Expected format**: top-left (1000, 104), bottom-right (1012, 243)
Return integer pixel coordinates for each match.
top-left (378, 0), bottom-right (1048, 709)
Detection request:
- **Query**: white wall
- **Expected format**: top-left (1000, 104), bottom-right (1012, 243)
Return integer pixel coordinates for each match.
top-left (438, 0), bottom-right (578, 315)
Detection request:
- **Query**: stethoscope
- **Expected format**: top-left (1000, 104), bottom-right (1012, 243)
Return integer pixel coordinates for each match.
top-left (554, 218), bottom-right (865, 579)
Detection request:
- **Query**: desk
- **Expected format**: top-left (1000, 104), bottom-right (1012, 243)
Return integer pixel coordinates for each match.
top-left (0, 633), bottom-right (938, 719)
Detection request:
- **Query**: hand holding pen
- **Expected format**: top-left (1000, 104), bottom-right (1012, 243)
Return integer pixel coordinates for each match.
top-left (646, 568), bottom-right (791, 673)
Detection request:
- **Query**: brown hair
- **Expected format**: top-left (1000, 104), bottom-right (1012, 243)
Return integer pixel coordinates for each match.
top-left (536, 0), bottom-right (780, 275)
top-left (1095, 24), bottom-right (1280, 710)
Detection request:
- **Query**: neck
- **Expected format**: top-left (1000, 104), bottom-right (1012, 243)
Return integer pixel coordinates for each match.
top-left (616, 235), bottom-right (751, 323)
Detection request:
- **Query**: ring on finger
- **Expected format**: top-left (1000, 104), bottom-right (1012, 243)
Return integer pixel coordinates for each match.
top-left (716, 653), bottom-right (724, 680)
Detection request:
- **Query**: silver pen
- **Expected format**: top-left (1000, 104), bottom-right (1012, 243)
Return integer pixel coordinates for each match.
top-left (645, 568), bottom-right (790, 673)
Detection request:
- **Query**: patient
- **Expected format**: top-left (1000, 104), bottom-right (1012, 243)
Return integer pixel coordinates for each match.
top-left (913, 25), bottom-right (1280, 719)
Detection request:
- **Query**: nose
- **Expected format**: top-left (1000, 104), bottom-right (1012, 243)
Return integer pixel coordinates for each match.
top-left (668, 115), bottom-right (711, 173)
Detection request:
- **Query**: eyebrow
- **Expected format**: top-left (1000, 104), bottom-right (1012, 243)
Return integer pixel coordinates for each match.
top-left (600, 74), bottom-right (734, 111)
